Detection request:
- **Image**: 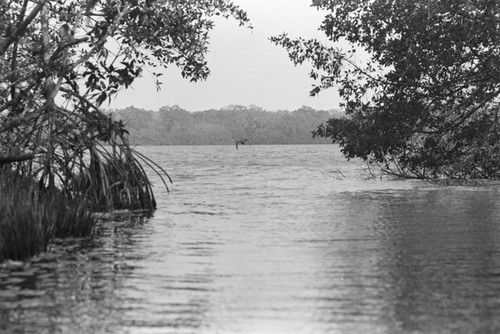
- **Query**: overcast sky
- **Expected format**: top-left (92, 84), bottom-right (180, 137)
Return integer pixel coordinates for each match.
top-left (108, 0), bottom-right (343, 112)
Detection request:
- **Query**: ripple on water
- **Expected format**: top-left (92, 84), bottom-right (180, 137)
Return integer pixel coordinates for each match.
top-left (2, 145), bottom-right (500, 333)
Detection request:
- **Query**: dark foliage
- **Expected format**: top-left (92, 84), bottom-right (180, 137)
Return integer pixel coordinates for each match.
top-left (273, 0), bottom-right (500, 179)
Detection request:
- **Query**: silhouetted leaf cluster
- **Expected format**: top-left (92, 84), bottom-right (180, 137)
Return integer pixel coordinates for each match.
top-left (273, 0), bottom-right (500, 179)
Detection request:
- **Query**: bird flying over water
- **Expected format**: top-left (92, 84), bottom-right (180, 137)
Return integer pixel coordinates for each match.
top-left (235, 139), bottom-right (251, 149)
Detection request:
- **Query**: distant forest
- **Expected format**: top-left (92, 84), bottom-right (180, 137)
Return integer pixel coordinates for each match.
top-left (110, 105), bottom-right (343, 145)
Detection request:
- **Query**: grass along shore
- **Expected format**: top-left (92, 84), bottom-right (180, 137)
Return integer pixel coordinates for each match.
top-left (0, 145), bottom-right (170, 262)
top-left (0, 174), bottom-right (94, 262)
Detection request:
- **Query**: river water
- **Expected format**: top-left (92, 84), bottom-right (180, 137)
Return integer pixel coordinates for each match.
top-left (1, 145), bottom-right (500, 334)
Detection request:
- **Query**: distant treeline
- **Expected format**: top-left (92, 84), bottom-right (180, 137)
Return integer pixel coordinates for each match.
top-left (110, 105), bottom-right (343, 145)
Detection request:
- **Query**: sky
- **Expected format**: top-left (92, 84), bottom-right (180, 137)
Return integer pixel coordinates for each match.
top-left (108, 0), bottom-right (343, 112)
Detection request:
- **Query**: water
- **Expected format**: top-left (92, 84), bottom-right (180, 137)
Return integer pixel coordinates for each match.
top-left (2, 145), bottom-right (500, 333)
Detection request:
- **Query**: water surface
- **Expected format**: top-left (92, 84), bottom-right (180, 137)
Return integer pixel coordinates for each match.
top-left (2, 145), bottom-right (500, 333)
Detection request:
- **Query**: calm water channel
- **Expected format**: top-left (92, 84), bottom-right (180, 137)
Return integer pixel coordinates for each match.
top-left (2, 145), bottom-right (500, 334)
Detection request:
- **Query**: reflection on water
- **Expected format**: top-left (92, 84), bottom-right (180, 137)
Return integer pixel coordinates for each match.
top-left (315, 189), bottom-right (500, 333)
top-left (1, 145), bottom-right (500, 333)
top-left (0, 217), bottom-right (151, 334)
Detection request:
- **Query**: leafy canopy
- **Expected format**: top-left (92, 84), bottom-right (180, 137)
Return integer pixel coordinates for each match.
top-left (1, 0), bottom-right (249, 209)
top-left (272, 0), bottom-right (500, 179)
